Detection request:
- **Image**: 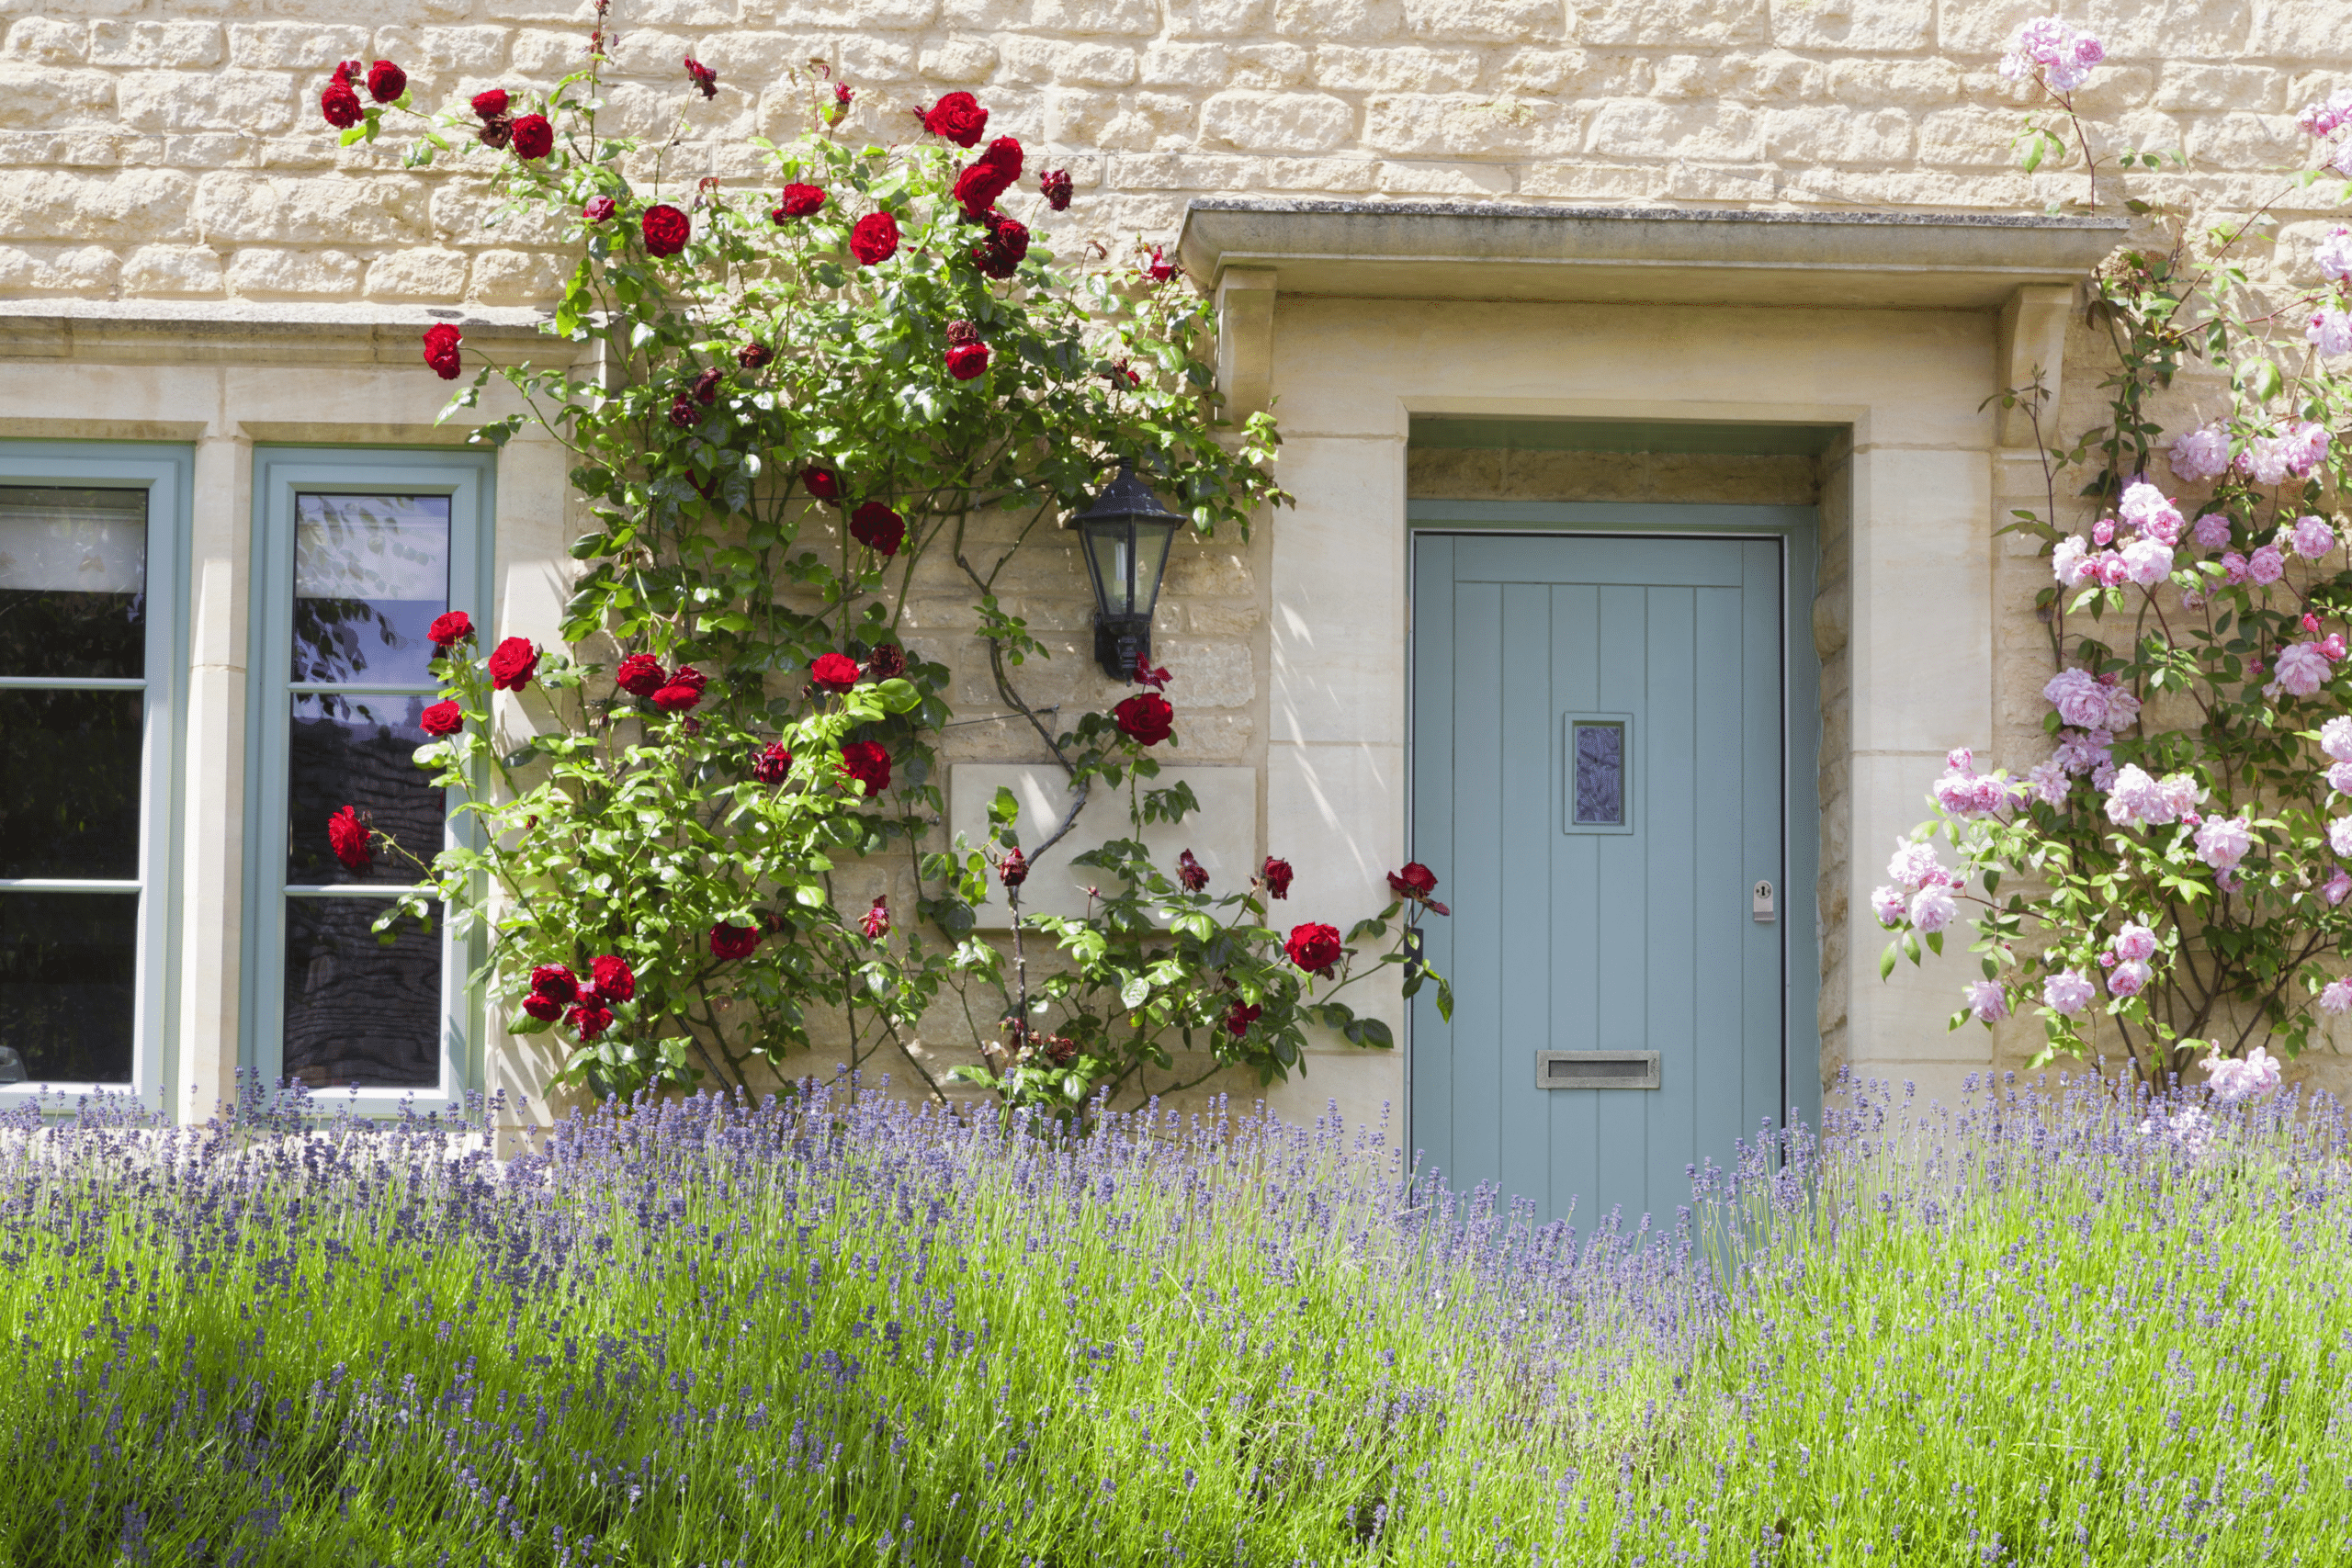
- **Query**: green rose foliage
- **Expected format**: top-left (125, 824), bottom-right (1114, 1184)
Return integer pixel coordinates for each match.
top-left (1879, 89), bottom-right (2352, 1085)
top-left (349, 54), bottom-right (1449, 1108)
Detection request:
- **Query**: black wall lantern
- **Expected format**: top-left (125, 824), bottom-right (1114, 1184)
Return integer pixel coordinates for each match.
top-left (1072, 464), bottom-right (1183, 681)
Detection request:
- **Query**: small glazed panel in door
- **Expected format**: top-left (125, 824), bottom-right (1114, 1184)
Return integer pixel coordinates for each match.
top-left (1410, 533), bottom-right (1785, 1229)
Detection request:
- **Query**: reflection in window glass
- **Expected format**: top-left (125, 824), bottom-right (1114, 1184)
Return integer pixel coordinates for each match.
top-left (0, 486), bottom-right (146, 680)
top-left (282, 898), bottom-right (441, 1089)
top-left (0, 688), bottom-right (143, 880)
top-left (0, 891), bottom-right (136, 1084)
top-left (1573, 722), bottom-right (1627, 827)
top-left (285, 694), bottom-right (441, 886)
top-left (292, 493), bottom-right (449, 686)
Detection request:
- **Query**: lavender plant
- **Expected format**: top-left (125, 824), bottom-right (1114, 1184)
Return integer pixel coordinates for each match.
top-left (4, 1073), bottom-right (2350, 1562)
top-left (1881, 24), bottom-right (2352, 1083)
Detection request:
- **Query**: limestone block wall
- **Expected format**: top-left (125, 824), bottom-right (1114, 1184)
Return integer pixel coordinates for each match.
top-left (1, 1), bottom-right (2349, 305)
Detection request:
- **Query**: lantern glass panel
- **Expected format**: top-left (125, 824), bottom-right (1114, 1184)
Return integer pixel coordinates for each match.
top-left (1084, 521), bottom-right (1134, 616)
top-left (1131, 518), bottom-right (1175, 620)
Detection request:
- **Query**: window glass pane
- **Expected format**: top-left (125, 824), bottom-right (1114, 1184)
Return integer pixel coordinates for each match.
top-left (287, 693), bottom-right (443, 885)
top-left (0, 688), bottom-right (142, 879)
top-left (282, 898), bottom-right (440, 1089)
top-left (0, 891), bottom-right (136, 1084)
top-left (1573, 722), bottom-right (1626, 827)
top-left (0, 486), bottom-right (147, 680)
top-left (293, 493), bottom-right (449, 686)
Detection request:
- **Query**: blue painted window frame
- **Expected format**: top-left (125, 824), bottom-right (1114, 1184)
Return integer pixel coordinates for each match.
top-left (0, 441), bottom-right (192, 1115)
top-left (243, 446), bottom-right (494, 1111)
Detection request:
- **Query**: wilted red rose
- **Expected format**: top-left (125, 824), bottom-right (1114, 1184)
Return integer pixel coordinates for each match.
top-left (1132, 651), bottom-right (1170, 689)
top-left (752, 741), bottom-right (792, 784)
top-left (327, 806), bottom-right (371, 873)
top-left (567, 1001), bottom-right (615, 1041)
top-left (510, 113), bottom-right (553, 159)
top-left (919, 90), bottom-right (988, 147)
top-left (521, 992), bottom-right (564, 1022)
top-left (833, 82), bottom-right (854, 107)
top-left (591, 954), bottom-right (635, 1003)
top-left (1224, 999), bottom-right (1262, 1038)
top-left (487, 637), bottom-right (537, 692)
top-left (641, 204), bottom-right (691, 258)
top-left (684, 56), bottom-right (717, 97)
top-left (689, 367), bottom-right (722, 406)
top-left (709, 922), bottom-right (761, 960)
top-left (998, 846), bottom-right (1028, 888)
top-left (849, 502), bottom-right (905, 557)
top-left (738, 341), bottom-right (773, 369)
top-left (365, 59), bottom-right (406, 103)
top-left (800, 466), bottom-right (840, 502)
top-left (1114, 692), bottom-right (1173, 746)
top-left (529, 964), bottom-right (579, 1004)
top-left (428, 610), bottom-right (474, 649)
top-left (867, 642), bottom-right (906, 679)
top-left (667, 394), bottom-right (700, 429)
top-left (1148, 245), bottom-right (1176, 283)
top-left (1284, 922), bottom-right (1343, 976)
top-left (1177, 849), bottom-right (1208, 892)
top-left (969, 212), bottom-right (1028, 279)
top-left (419, 700), bottom-right (463, 738)
top-left (1261, 856), bottom-right (1294, 899)
top-left (478, 117), bottom-right (513, 150)
top-left (471, 88), bottom-right (510, 119)
top-left (615, 653), bottom-right (665, 697)
top-left (321, 79), bottom-right (363, 129)
top-left (422, 322), bottom-right (462, 380)
top-left (583, 196), bottom-right (616, 223)
top-left (1040, 168), bottom-right (1072, 210)
top-left (849, 212), bottom-right (899, 265)
top-left (809, 652), bottom-right (861, 693)
top-left (945, 342), bottom-right (990, 380)
top-left (840, 740), bottom-right (890, 796)
top-left (860, 895), bottom-right (890, 940)
top-left (774, 183), bottom-right (825, 220)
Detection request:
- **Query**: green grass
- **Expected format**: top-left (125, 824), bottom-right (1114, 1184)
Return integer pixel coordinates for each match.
top-left (1, 1077), bottom-right (2348, 1564)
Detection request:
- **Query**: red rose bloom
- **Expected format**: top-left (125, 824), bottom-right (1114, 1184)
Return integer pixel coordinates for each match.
top-left (521, 993), bottom-right (564, 1022)
top-left (321, 79), bottom-right (363, 129)
top-left (849, 501), bottom-right (905, 557)
top-left (428, 610), bottom-right (474, 649)
top-left (1225, 999), bottom-right (1262, 1038)
top-left (422, 322), bottom-right (462, 380)
top-left (970, 213), bottom-right (1028, 279)
top-left (919, 90), bottom-right (989, 148)
top-left (809, 652), bottom-right (861, 693)
top-left (738, 342), bottom-right (773, 369)
top-left (867, 642), bottom-right (907, 680)
top-left (591, 954), bottom-right (635, 1003)
top-left (1040, 168), bottom-right (1073, 210)
top-left (365, 59), bottom-right (406, 104)
top-left (840, 740), bottom-right (890, 796)
top-left (327, 806), bottom-right (371, 873)
top-left (616, 653), bottom-right (665, 697)
top-left (1261, 856), bottom-right (1294, 899)
top-left (509, 114), bottom-right (553, 160)
top-left (774, 183), bottom-right (825, 220)
top-left (1387, 862), bottom-right (1439, 901)
top-left (752, 741), bottom-right (792, 784)
top-left (709, 922), bottom-right (761, 960)
top-left (529, 964), bottom-right (579, 1004)
top-left (860, 895), bottom-right (890, 941)
top-left (1177, 849), bottom-right (1209, 892)
top-left (849, 212), bottom-right (899, 266)
top-left (641, 204), bottom-right (691, 258)
top-left (998, 846), bottom-right (1028, 887)
top-left (583, 196), bottom-right (616, 223)
top-left (567, 1001), bottom-right (615, 1041)
top-left (684, 56), bottom-right (717, 98)
top-left (1114, 692), bottom-right (1174, 746)
top-left (800, 466), bottom-right (840, 502)
top-left (650, 667), bottom-right (705, 712)
top-left (1148, 246), bottom-right (1176, 283)
top-left (945, 342), bottom-right (991, 380)
top-left (834, 82), bottom-right (854, 107)
top-left (487, 637), bottom-right (538, 692)
top-left (667, 394), bottom-right (700, 429)
top-left (1284, 922), bottom-right (1343, 976)
top-left (954, 163), bottom-right (1014, 218)
top-left (690, 367), bottom-right (723, 406)
top-left (471, 88), bottom-right (510, 120)
top-left (419, 700), bottom-right (463, 737)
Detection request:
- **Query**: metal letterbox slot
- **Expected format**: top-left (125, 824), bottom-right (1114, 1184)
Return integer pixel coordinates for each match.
top-left (1535, 1050), bottom-right (1661, 1090)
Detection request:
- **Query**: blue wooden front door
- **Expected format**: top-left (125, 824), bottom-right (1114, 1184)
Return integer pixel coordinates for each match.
top-left (1409, 533), bottom-right (1786, 1231)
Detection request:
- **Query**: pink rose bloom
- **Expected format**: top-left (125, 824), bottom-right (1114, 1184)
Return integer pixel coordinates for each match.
top-left (2248, 544), bottom-right (2286, 585)
top-left (1886, 840), bottom-right (1949, 891)
top-left (2195, 815), bottom-right (2255, 870)
top-left (2327, 868), bottom-right (2352, 905)
top-left (2309, 307), bottom-right (2352, 358)
top-left (2027, 761), bottom-right (2072, 805)
top-left (2334, 142), bottom-right (2352, 179)
top-left (2052, 728), bottom-right (2113, 777)
top-left (2332, 981), bottom-right (2352, 1017)
top-left (2273, 640), bottom-right (2332, 696)
top-left (1908, 885), bottom-right (1957, 933)
top-left (2286, 421), bottom-right (2332, 477)
top-left (2300, 92), bottom-right (2352, 139)
top-left (2322, 715), bottom-right (2352, 761)
top-left (2120, 536), bottom-right (2174, 586)
top-left (2108, 959), bottom-right (2152, 998)
top-left (2092, 517), bottom-right (2116, 547)
top-left (2221, 550), bottom-right (2251, 583)
top-left (2240, 437), bottom-right (2292, 485)
top-left (2052, 536), bottom-right (2093, 588)
top-left (2043, 970), bottom-right (2097, 1016)
top-left (2330, 817), bottom-right (2352, 857)
top-left (2117, 480), bottom-right (2183, 542)
top-left (2111, 922), bottom-right (2158, 962)
top-left (2099, 682), bottom-right (2142, 732)
top-left (2168, 425), bottom-right (2232, 484)
top-left (2103, 764), bottom-right (2165, 827)
top-left (2044, 669), bottom-right (2111, 729)
top-left (2095, 553), bottom-right (2132, 587)
top-left (1964, 979), bottom-right (2009, 1024)
top-left (2291, 514), bottom-right (2336, 560)
top-left (2191, 513), bottom-right (2232, 549)
top-left (2316, 224), bottom-right (2352, 282)
top-left (1870, 885), bottom-right (1908, 927)
top-left (2205, 1044), bottom-right (2284, 1100)
top-left (2329, 761), bottom-right (2352, 795)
